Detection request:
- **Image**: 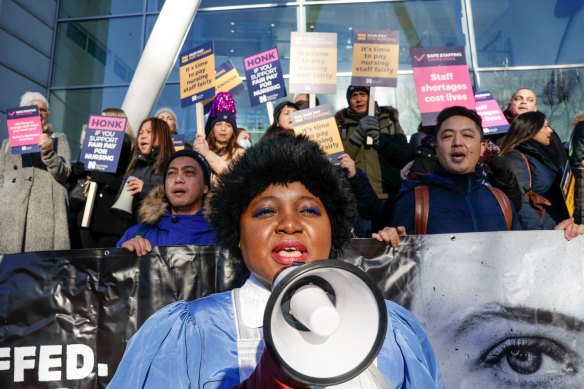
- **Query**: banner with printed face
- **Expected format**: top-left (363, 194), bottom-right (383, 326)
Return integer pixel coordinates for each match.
top-left (244, 48), bottom-right (286, 107)
top-left (6, 106), bottom-right (42, 154)
top-left (410, 46), bottom-right (475, 126)
top-left (291, 104), bottom-right (344, 163)
top-left (79, 115), bottom-right (126, 173)
top-left (289, 32), bottom-right (337, 94)
top-left (475, 91), bottom-right (509, 135)
top-left (1, 231), bottom-right (582, 388)
top-left (351, 30), bottom-right (400, 87)
top-left (179, 41), bottom-right (216, 108)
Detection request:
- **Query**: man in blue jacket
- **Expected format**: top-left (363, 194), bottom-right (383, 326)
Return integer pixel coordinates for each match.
top-left (118, 149), bottom-right (216, 255)
top-left (373, 106), bottom-right (584, 241)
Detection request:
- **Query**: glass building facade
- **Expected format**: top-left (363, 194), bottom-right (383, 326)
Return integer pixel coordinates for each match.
top-left (34, 1), bottom-right (584, 155)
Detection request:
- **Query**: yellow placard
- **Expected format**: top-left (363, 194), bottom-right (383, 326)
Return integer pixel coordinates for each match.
top-left (562, 168), bottom-right (576, 217)
top-left (179, 48), bottom-right (215, 101)
top-left (352, 43), bottom-right (399, 77)
top-left (292, 105), bottom-right (344, 158)
top-left (351, 30), bottom-right (400, 87)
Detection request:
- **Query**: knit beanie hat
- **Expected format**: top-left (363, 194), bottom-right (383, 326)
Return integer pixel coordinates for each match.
top-left (155, 107), bottom-right (178, 124)
top-left (20, 91), bottom-right (49, 109)
top-left (346, 85), bottom-right (370, 104)
top-left (205, 92), bottom-right (237, 136)
top-left (164, 149), bottom-right (212, 186)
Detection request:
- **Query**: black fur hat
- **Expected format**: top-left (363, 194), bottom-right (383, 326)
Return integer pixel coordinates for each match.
top-left (208, 135), bottom-right (356, 260)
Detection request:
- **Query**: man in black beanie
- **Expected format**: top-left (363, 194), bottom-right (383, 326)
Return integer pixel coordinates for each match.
top-left (117, 149), bottom-right (216, 255)
top-left (334, 85), bottom-right (413, 236)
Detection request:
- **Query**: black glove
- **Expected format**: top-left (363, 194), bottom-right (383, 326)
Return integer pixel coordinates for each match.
top-left (485, 155), bottom-right (522, 211)
top-left (89, 170), bottom-right (109, 185)
top-left (359, 116), bottom-right (380, 147)
top-left (71, 162), bottom-right (86, 178)
top-left (349, 125), bottom-right (367, 146)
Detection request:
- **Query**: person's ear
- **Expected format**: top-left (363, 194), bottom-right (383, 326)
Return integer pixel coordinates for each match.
top-left (203, 184), bottom-right (209, 195)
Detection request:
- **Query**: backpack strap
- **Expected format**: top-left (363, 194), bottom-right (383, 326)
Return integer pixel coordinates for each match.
top-left (487, 186), bottom-right (513, 231)
top-left (414, 185), bottom-right (430, 235)
top-left (519, 152), bottom-right (533, 190)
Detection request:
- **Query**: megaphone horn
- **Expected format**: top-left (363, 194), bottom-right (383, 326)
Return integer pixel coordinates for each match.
top-left (110, 177), bottom-right (134, 218)
top-left (263, 260), bottom-right (388, 387)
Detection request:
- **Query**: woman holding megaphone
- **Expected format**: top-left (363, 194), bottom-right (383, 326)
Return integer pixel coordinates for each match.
top-left (108, 135), bottom-right (443, 388)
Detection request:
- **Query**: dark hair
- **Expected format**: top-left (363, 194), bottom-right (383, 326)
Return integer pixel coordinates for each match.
top-left (208, 135), bottom-right (357, 260)
top-left (499, 111), bottom-right (547, 156)
top-left (259, 101), bottom-right (299, 143)
top-left (436, 106), bottom-right (483, 139)
top-left (126, 117), bottom-right (174, 176)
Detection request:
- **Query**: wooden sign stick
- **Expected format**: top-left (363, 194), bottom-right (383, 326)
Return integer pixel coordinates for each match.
top-left (366, 87), bottom-right (376, 145)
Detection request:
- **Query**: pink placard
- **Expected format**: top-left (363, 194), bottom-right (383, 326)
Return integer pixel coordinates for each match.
top-left (475, 91), bottom-right (509, 135)
top-left (243, 48), bottom-right (279, 71)
top-left (87, 115), bottom-right (126, 131)
top-left (6, 105), bottom-right (42, 147)
top-left (411, 47), bottom-right (475, 126)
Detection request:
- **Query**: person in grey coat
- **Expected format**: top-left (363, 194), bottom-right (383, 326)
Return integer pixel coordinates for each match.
top-left (0, 91), bottom-right (71, 254)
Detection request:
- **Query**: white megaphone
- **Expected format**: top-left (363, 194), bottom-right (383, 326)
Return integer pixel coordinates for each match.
top-left (110, 177), bottom-right (135, 218)
top-left (263, 260), bottom-right (388, 387)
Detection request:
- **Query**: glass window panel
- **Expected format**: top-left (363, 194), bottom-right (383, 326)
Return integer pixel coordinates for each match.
top-left (146, 7), bottom-right (296, 83)
top-left (52, 18), bottom-right (143, 87)
top-left (147, 0), bottom-right (294, 12)
top-left (50, 87), bottom-right (130, 158)
top-left (306, 1), bottom-right (465, 72)
top-left (59, 0), bottom-right (144, 18)
top-left (477, 68), bottom-right (584, 140)
top-left (471, 0), bottom-right (584, 67)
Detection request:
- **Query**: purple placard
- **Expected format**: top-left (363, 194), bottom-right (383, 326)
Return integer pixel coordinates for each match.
top-left (244, 48), bottom-right (286, 107)
top-left (80, 115), bottom-right (126, 173)
top-left (6, 105), bottom-right (42, 154)
top-left (475, 91), bottom-right (509, 135)
top-left (411, 46), bottom-right (475, 126)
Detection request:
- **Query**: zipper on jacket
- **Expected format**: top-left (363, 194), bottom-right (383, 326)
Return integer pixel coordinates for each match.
top-left (465, 177), bottom-right (479, 232)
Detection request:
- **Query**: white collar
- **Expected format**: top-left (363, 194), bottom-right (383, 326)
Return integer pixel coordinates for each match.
top-left (238, 275), bottom-right (272, 328)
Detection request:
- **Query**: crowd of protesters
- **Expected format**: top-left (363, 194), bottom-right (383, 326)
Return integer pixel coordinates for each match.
top-left (2, 85), bottom-right (584, 256)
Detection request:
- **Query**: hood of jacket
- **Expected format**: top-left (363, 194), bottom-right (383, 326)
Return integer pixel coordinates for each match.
top-left (137, 184), bottom-right (168, 225)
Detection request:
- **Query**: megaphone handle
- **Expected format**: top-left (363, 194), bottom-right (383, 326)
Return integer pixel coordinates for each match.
top-left (235, 349), bottom-right (309, 389)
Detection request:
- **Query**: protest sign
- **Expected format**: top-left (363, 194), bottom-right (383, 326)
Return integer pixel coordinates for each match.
top-left (172, 133), bottom-right (186, 151)
top-left (561, 162), bottom-right (575, 217)
top-left (244, 48), bottom-right (286, 107)
top-left (6, 105), bottom-right (42, 154)
top-left (474, 91), bottom-right (509, 135)
top-left (291, 104), bottom-right (343, 163)
top-left (179, 41), bottom-right (215, 108)
top-left (80, 115), bottom-right (126, 173)
top-left (203, 60), bottom-right (245, 112)
top-left (290, 32), bottom-right (337, 94)
top-left (351, 30), bottom-right (400, 88)
top-left (410, 46), bottom-right (475, 125)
